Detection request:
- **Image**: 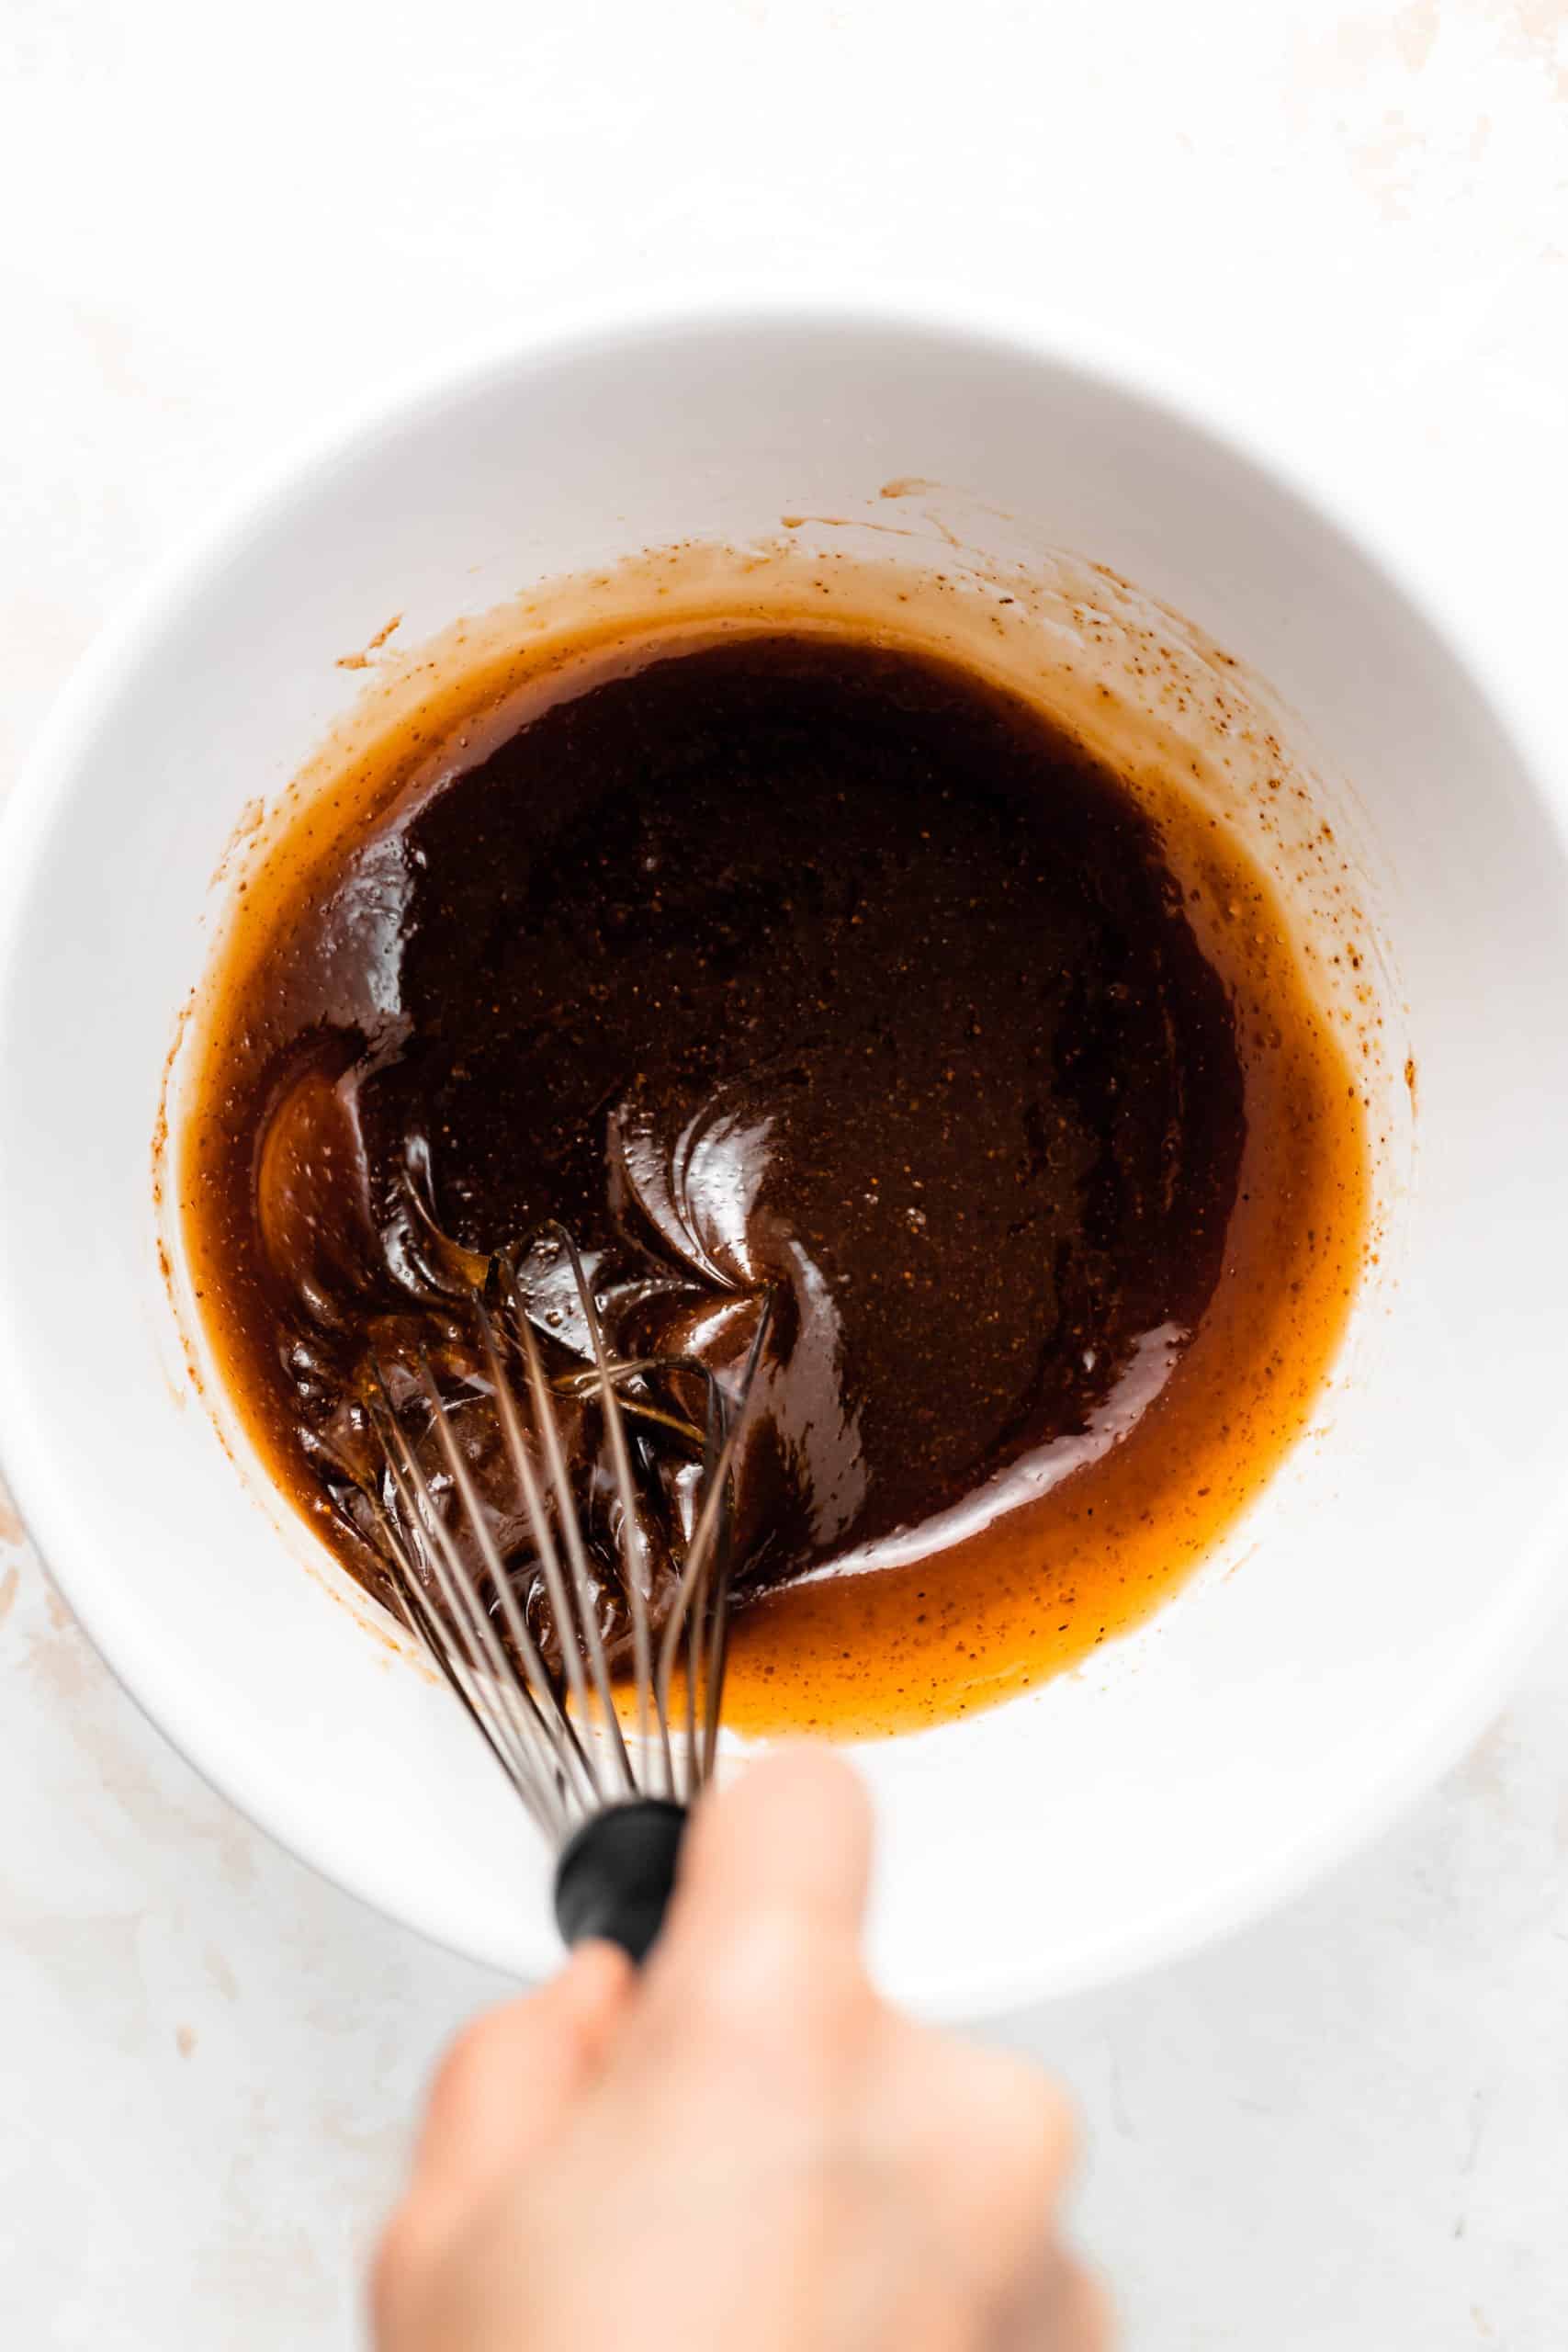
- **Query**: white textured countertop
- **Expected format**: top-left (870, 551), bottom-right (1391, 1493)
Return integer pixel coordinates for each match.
top-left (3, 2), bottom-right (1567, 2343)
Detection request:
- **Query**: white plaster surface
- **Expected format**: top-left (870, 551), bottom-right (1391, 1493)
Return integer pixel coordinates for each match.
top-left (3, 1), bottom-right (1567, 2343)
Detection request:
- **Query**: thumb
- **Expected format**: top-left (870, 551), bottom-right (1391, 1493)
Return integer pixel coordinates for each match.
top-left (649, 1745), bottom-right (873, 1984)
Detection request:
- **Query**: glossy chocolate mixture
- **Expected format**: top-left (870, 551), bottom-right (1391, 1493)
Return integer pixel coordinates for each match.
top-left (187, 635), bottom-right (1253, 1679)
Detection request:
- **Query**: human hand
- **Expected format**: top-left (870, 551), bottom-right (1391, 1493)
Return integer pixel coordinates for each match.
top-left (373, 1749), bottom-right (1109, 2350)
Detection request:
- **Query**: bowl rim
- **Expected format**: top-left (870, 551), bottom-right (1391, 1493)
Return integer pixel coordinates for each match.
top-left (4, 286), bottom-right (1568, 2016)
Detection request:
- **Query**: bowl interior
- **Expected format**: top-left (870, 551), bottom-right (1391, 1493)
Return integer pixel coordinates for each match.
top-left (3, 309), bottom-right (1567, 2014)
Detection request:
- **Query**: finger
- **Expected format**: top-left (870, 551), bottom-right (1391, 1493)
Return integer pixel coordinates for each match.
top-left (408, 1940), bottom-right (633, 2243)
top-left (630, 1747), bottom-right (874, 2072)
top-left (1055, 2257), bottom-right (1114, 2352)
top-left (664, 1745), bottom-right (873, 1952)
top-left (871, 2012), bottom-right (1078, 2296)
top-left (1001, 2250), bottom-right (1114, 2352)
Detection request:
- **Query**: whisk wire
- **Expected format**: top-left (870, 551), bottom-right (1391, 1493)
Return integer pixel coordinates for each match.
top-left (682, 1371), bottom-right (723, 1798)
top-left (507, 1275), bottom-right (637, 1797)
top-left (367, 1404), bottom-right (569, 1837)
top-left (652, 1295), bottom-right (773, 1792)
top-left (410, 1352), bottom-right (599, 1824)
top-left (474, 1297), bottom-right (606, 1809)
top-left (378, 1441), bottom-right (567, 1833)
top-left (387, 1538), bottom-right (556, 1827)
top-left (555, 1226), bottom-right (669, 1796)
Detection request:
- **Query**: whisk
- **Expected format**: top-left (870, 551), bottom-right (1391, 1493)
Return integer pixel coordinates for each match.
top-left (353, 1227), bottom-right (770, 1963)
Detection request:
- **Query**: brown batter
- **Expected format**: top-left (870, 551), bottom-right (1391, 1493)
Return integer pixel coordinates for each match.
top-left (179, 624), bottom-right (1368, 1736)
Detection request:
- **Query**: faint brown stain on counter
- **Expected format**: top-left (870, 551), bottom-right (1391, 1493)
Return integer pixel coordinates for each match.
top-left (1457, 1718), bottom-right (1515, 1820)
top-left (23, 1591), bottom-right (95, 1705)
top-left (205, 1944), bottom-right (240, 2002)
top-left (1498, 0), bottom-right (1568, 64)
top-left (0, 1564), bottom-right (18, 1624)
top-left (1394, 0), bottom-right (1440, 72)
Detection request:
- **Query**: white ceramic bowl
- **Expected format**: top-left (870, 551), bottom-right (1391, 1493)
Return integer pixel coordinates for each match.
top-left (3, 300), bottom-right (1567, 2018)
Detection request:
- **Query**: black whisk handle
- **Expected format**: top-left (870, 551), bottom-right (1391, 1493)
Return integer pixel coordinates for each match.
top-left (553, 1800), bottom-right (688, 1962)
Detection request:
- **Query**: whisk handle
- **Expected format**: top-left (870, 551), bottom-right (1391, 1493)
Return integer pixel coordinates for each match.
top-left (553, 1799), bottom-right (687, 1962)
